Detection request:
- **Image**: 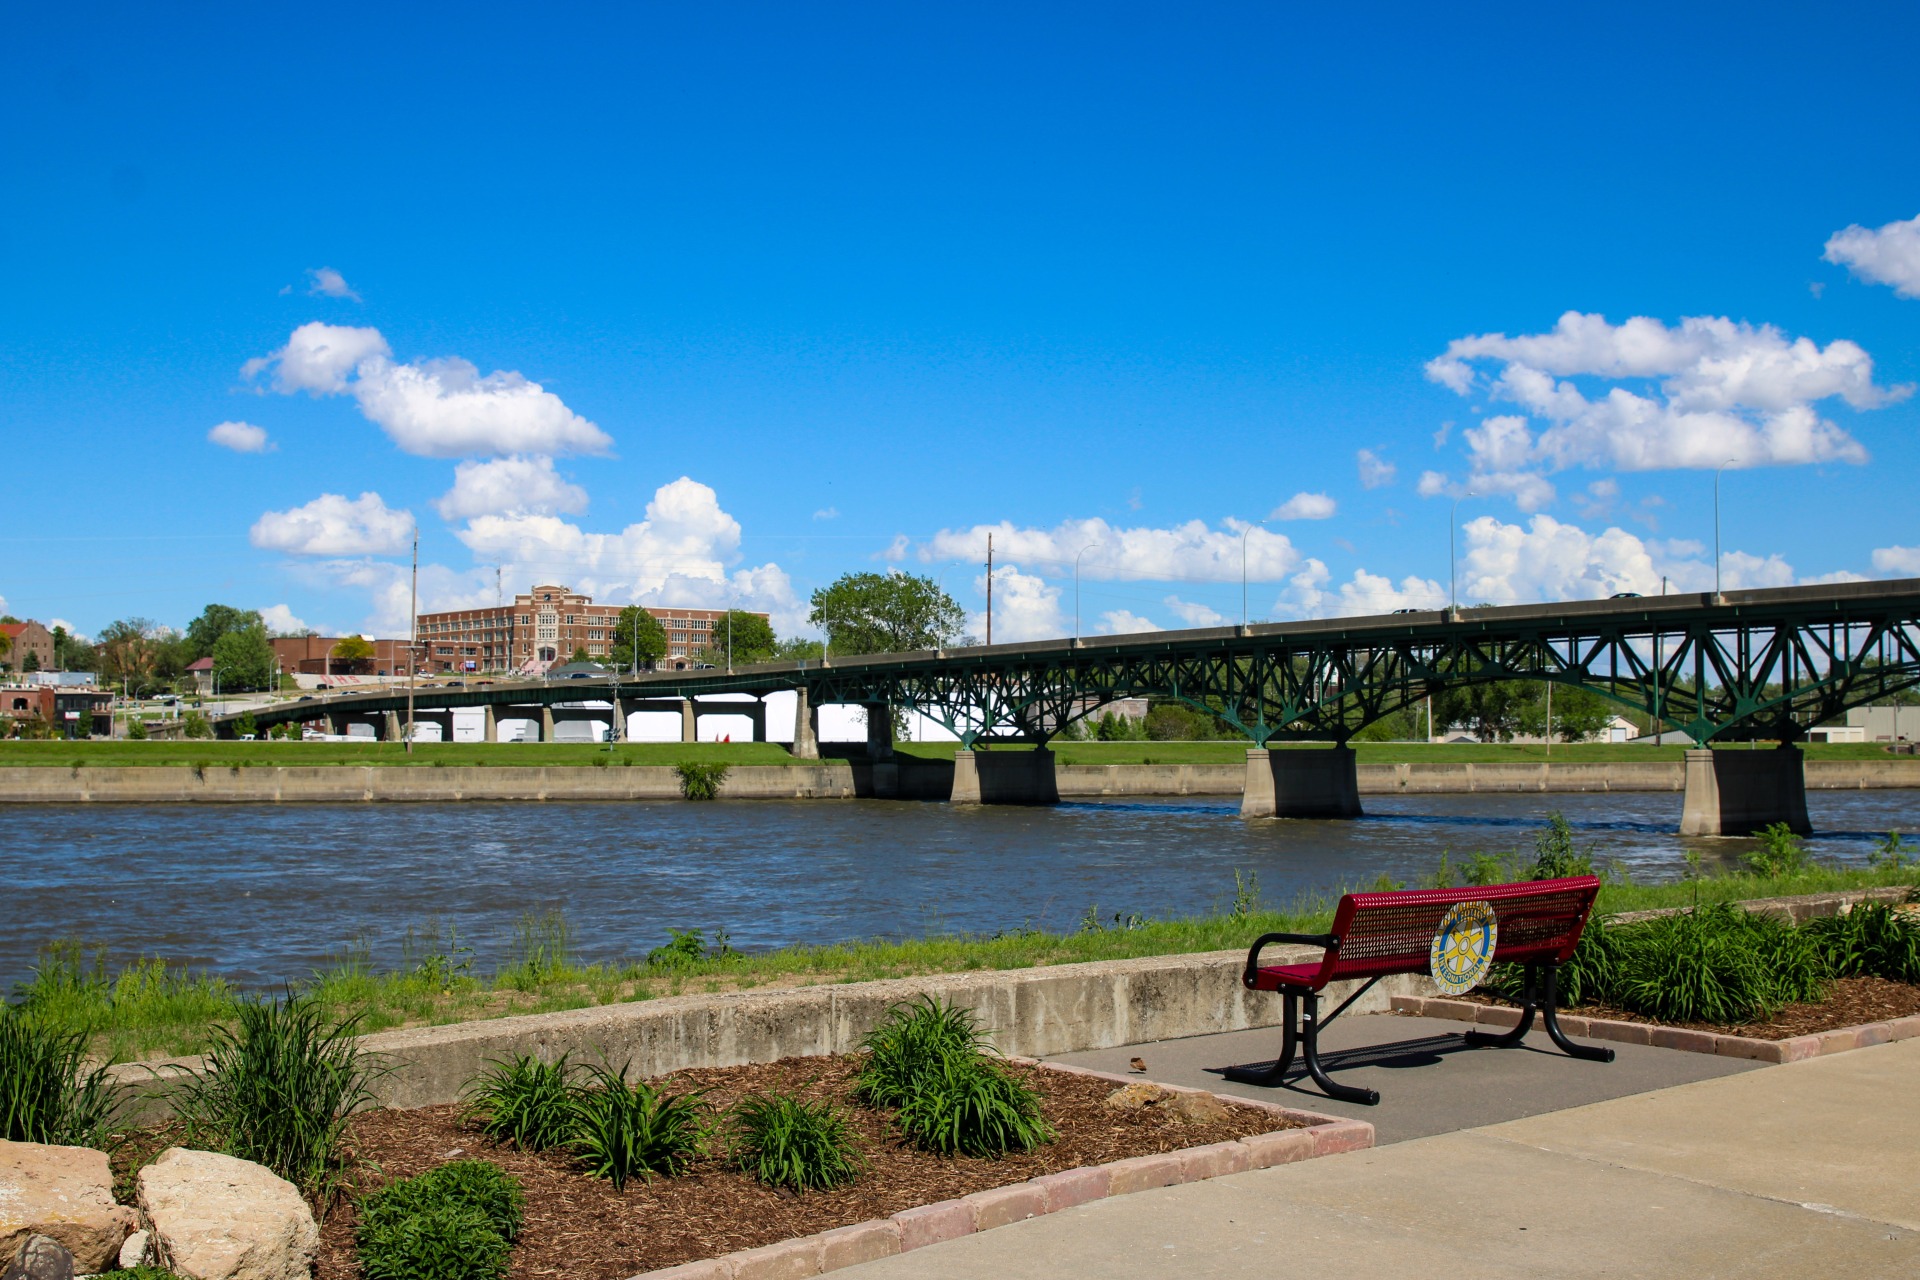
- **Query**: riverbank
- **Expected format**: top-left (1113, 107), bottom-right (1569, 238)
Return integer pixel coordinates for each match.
top-left (2, 755), bottom-right (1915, 802)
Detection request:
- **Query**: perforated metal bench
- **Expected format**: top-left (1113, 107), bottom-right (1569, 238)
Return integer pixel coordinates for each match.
top-left (1226, 875), bottom-right (1614, 1105)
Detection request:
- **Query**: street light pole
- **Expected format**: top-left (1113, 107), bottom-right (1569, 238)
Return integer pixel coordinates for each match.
top-left (1074, 543), bottom-right (1100, 640)
top-left (1240, 519), bottom-right (1273, 627)
top-left (1450, 491), bottom-right (1476, 614)
top-left (1713, 459), bottom-right (1736, 600)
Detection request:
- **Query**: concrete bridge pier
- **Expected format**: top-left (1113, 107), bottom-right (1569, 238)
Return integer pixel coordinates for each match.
top-left (539, 705), bottom-right (555, 743)
top-left (951, 747), bottom-right (1060, 805)
top-left (483, 705), bottom-right (498, 743)
top-left (681, 699), bottom-right (697, 743)
top-left (1679, 745), bottom-right (1811, 836)
top-left (1239, 746), bottom-right (1363, 819)
top-left (791, 689), bottom-right (819, 759)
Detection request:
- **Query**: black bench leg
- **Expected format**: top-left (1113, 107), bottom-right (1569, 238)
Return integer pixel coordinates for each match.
top-left (1298, 990), bottom-right (1380, 1107)
top-left (1465, 965), bottom-right (1538, 1049)
top-left (1539, 966), bottom-right (1615, 1063)
top-left (1224, 991), bottom-right (1300, 1085)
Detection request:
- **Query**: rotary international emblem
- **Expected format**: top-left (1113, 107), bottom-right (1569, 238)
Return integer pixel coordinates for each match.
top-left (1430, 900), bottom-right (1499, 996)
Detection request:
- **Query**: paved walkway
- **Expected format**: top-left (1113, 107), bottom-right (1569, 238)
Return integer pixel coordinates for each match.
top-left (846, 1035), bottom-right (1920, 1279)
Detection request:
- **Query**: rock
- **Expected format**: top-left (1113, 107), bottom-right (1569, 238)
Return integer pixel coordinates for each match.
top-left (0, 1141), bottom-right (137, 1272)
top-left (1168, 1091), bottom-right (1233, 1125)
top-left (2, 1235), bottom-right (75, 1280)
top-left (118, 1230), bottom-right (152, 1269)
top-left (137, 1149), bottom-right (318, 1280)
top-left (1104, 1082), bottom-right (1170, 1111)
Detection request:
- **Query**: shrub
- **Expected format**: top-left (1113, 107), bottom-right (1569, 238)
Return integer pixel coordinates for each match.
top-left (569, 1061), bottom-right (706, 1189)
top-left (1610, 905), bottom-right (1824, 1025)
top-left (1803, 903), bottom-right (1920, 984)
top-left (1486, 911), bottom-right (1619, 1009)
top-left (360, 1159), bottom-right (523, 1242)
top-left (727, 1092), bottom-right (865, 1191)
top-left (1744, 822), bottom-right (1813, 877)
top-left (646, 928), bottom-right (709, 970)
top-left (182, 711), bottom-right (213, 739)
top-left (461, 1054), bottom-right (579, 1151)
top-left (126, 716), bottom-right (149, 740)
top-left (853, 996), bottom-right (987, 1109)
top-left (357, 1202), bottom-right (510, 1280)
top-left (0, 1007), bottom-right (120, 1147)
top-left (173, 993), bottom-right (377, 1199)
top-left (891, 1052), bottom-right (1054, 1158)
top-left (1529, 813), bottom-right (1595, 880)
top-left (236, 712), bottom-right (258, 738)
top-left (674, 761), bottom-right (730, 800)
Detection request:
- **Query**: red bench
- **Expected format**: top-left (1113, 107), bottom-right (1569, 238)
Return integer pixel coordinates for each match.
top-left (1226, 876), bottom-right (1614, 1105)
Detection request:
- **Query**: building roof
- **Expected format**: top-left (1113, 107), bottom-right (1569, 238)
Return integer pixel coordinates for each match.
top-left (186, 657), bottom-right (215, 672)
top-left (0, 623), bottom-right (29, 638)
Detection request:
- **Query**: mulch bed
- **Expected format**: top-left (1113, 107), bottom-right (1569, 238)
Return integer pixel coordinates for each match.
top-left (1457, 975), bottom-right (1920, 1040)
top-left (298, 1055), bottom-right (1299, 1280)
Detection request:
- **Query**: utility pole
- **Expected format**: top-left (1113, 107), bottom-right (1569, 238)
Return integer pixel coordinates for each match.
top-left (985, 533), bottom-right (994, 646)
top-left (405, 527), bottom-right (418, 754)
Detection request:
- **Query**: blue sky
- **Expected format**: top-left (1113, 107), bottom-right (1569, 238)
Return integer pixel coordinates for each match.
top-left (4, 2), bottom-right (1917, 642)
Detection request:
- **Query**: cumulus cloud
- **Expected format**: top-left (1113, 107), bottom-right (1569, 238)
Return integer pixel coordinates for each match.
top-left (307, 267), bottom-right (361, 301)
top-left (434, 456), bottom-right (589, 521)
top-left (921, 516), bottom-right (1299, 584)
top-left (259, 603), bottom-right (311, 634)
top-left (1271, 492), bottom-right (1336, 521)
top-left (1825, 213), bottom-right (1920, 298)
top-left (971, 565), bottom-right (1063, 643)
top-left (813, 507), bottom-right (839, 521)
top-left (243, 323), bottom-right (612, 458)
top-left (1327, 570), bottom-right (1449, 615)
top-left (1872, 546), bottom-right (1920, 576)
top-left (1425, 312), bottom-right (1907, 499)
top-left (1163, 596), bottom-right (1227, 627)
top-left (1357, 448), bottom-right (1396, 489)
top-left (1098, 609), bottom-right (1160, 635)
top-left (207, 421), bottom-right (273, 453)
top-left (250, 492), bottom-right (414, 557)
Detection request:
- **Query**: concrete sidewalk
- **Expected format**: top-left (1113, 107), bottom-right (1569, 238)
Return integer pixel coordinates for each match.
top-left (846, 1038), bottom-right (1920, 1279)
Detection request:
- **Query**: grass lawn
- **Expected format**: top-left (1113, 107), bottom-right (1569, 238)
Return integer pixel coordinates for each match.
top-left (0, 739), bottom-right (1897, 767)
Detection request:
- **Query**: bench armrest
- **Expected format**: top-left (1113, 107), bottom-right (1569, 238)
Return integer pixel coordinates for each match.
top-left (1242, 931), bottom-right (1339, 986)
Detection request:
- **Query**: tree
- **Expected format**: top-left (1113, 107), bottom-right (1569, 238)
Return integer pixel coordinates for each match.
top-left (809, 572), bottom-right (965, 656)
top-left (50, 625), bottom-right (97, 673)
top-left (770, 636), bottom-right (825, 662)
top-left (330, 635), bottom-right (376, 661)
top-left (1515, 683), bottom-right (1616, 743)
top-left (186, 604), bottom-right (264, 661)
top-left (695, 611), bottom-right (778, 667)
top-left (20, 650), bottom-right (38, 673)
top-left (569, 645), bottom-right (590, 664)
top-left (1433, 682), bottom-right (1529, 742)
top-left (211, 623), bottom-right (277, 692)
top-left (607, 606), bottom-right (668, 671)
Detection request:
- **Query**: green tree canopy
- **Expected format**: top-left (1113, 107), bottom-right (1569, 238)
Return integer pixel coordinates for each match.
top-left (330, 635), bottom-right (376, 661)
top-left (770, 636), bottom-right (825, 662)
top-left (608, 606), bottom-right (668, 671)
top-left (696, 611), bottom-right (778, 666)
top-left (211, 623), bottom-right (278, 692)
top-left (808, 572), bottom-right (965, 656)
top-left (1516, 683), bottom-right (1616, 743)
top-left (186, 604), bottom-right (265, 661)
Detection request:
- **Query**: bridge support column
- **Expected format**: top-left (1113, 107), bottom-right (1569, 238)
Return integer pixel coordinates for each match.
top-left (681, 699), bottom-right (697, 743)
top-left (791, 689), bottom-right (819, 759)
top-left (865, 703), bottom-right (894, 760)
top-left (609, 697), bottom-right (624, 743)
top-left (539, 705), bottom-right (555, 743)
top-left (1240, 746), bottom-right (1362, 819)
top-left (950, 748), bottom-right (1059, 806)
top-left (748, 700), bottom-right (766, 743)
top-left (1679, 746), bottom-right (1810, 837)
top-left (483, 705), bottom-right (497, 743)
top-left (328, 711), bottom-right (349, 736)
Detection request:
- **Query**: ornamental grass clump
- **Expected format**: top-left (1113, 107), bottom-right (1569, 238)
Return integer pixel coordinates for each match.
top-left (173, 993), bottom-right (378, 1200)
top-left (854, 995), bottom-right (1054, 1158)
top-left (1609, 904), bottom-right (1824, 1025)
top-left (1802, 902), bottom-right (1920, 984)
top-left (0, 1006), bottom-right (119, 1147)
top-left (356, 1160), bottom-right (523, 1280)
top-left (727, 1091), bottom-right (865, 1191)
top-left (853, 994), bottom-right (987, 1108)
top-left (569, 1060), bottom-right (707, 1189)
top-left (462, 1053), bottom-right (580, 1151)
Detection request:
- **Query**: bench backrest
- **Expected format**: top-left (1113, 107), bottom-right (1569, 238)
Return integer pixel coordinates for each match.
top-left (1305, 876), bottom-right (1601, 990)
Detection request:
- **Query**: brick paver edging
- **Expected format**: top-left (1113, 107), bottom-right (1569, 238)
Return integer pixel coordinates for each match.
top-left (625, 1061), bottom-right (1374, 1280)
top-left (1391, 994), bottom-right (1920, 1064)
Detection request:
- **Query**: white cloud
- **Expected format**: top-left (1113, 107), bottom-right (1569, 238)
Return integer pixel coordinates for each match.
top-left (1164, 596), bottom-right (1227, 628)
top-left (813, 507), bottom-right (840, 521)
top-left (1357, 448), bottom-right (1396, 489)
top-left (921, 517), bottom-right (1299, 584)
top-left (1097, 609), bottom-right (1160, 635)
top-left (971, 565), bottom-right (1063, 643)
top-left (1271, 492), bottom-right (1336, 521)
top-left (250, 492), bottom-right (414, 557)
top-left (1573, 478), bottom-right (1620, 521)
top-left (47, 618), bottom-right (84, 641)
top-left (1872, 546), bottom-right (1920, 576)
top-left (207, 420), bottom-right (273, 453)
top-left (259, 604), bottom-right (311, 634)
top-left (1449, 513), bottom-right (1817, 603)
top-left (434, 455), bottom-right (589, 521)
top-left (1325, 570), bottom-right (1449, 615)
top-left (306, 267), bottom-right (361, 301)
top-left (1425, 312), bottom-right (1907, 499)
top-left (244, 323), bottom-right (612, 458)
top-left (1825, 213), bottom-right (1920, 298)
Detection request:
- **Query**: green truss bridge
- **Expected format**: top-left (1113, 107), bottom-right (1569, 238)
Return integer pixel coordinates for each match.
top-left (224, 577), bottom-right (1920, 835)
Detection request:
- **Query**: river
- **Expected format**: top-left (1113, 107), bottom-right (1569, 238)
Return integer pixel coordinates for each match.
top-left (7, 790), bottom-right (1917, 988)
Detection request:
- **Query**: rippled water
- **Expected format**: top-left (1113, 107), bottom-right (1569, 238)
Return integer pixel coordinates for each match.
top-left (7, 789), bottom-right (1917, 987)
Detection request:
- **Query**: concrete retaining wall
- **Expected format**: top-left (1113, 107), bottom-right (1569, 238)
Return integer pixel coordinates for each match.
top-left (110, 945), bottom-right (1416, 1119)
top-left (3, 757), bottom-right (1915, 803)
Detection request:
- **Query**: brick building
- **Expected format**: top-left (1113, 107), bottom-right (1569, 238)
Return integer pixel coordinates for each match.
top-left (271, 635), bottom-right (418, 677)
top-left (416, 584), bottom-right (765, 674)
top-left (1, 684), bottom-right (113, 736)
top-left (0, 620), bottom-right (56, 673)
